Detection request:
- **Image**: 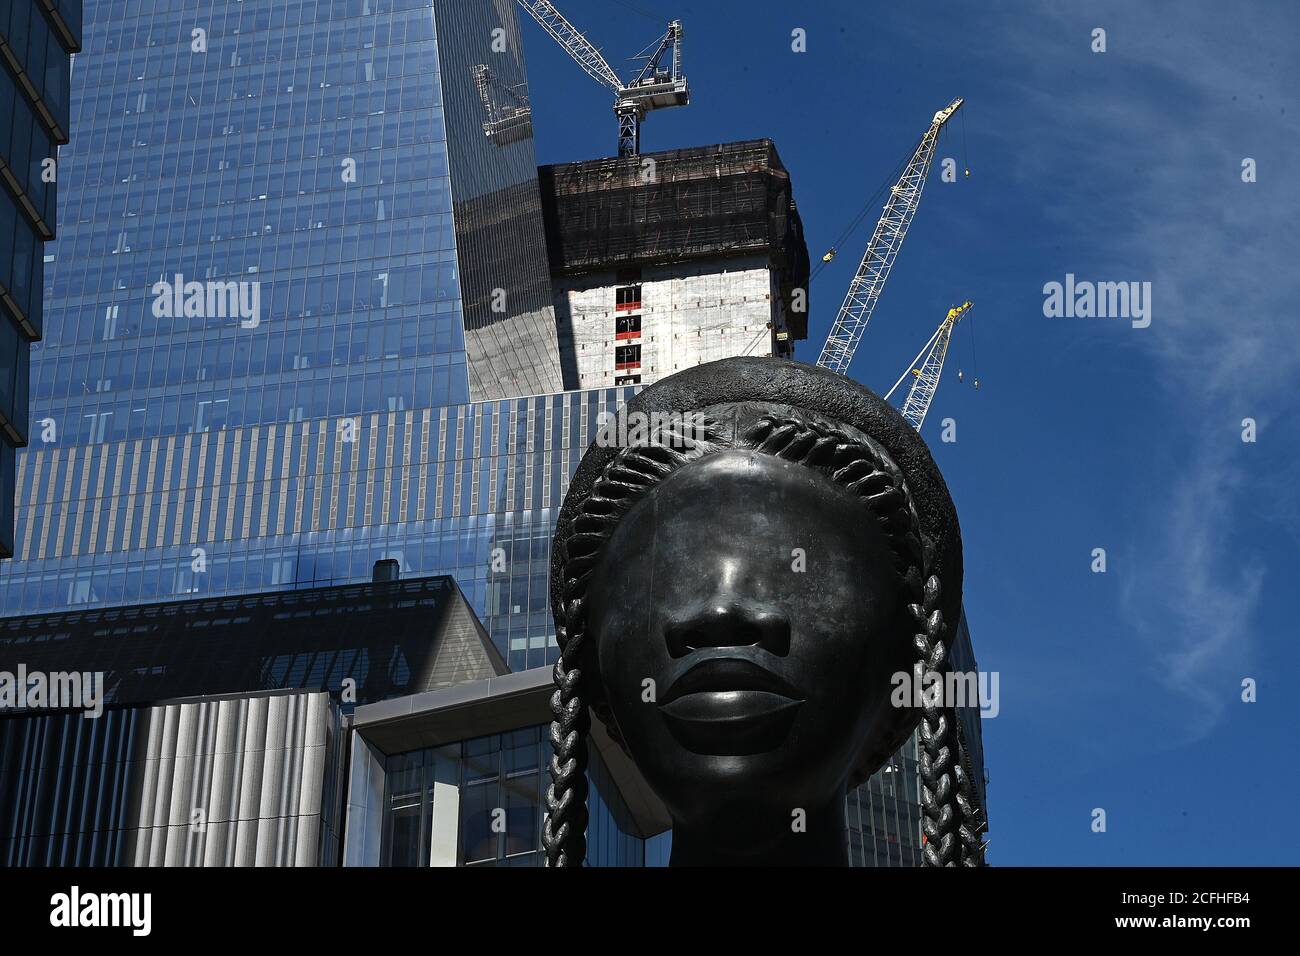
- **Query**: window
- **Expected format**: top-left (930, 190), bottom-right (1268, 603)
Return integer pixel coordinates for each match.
top-left (381, 750), bottom-right (436, 866)
top-left (459, 729), bottom-right (545, 867)
top-left (614, 344), bottom-right (641, 370)
top-left (615, 284), bottom-right (641, 312)
top-left (615, 314), bottom-right (641, 339)
top-left (614, 374), bottom-right (641, 386)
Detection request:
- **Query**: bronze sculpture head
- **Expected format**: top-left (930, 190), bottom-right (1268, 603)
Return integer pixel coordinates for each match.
top-left (545, 358), bottom-right (972, 866)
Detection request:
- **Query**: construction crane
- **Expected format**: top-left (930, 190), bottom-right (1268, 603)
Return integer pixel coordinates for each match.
top-left (515, 1), bottom-right (688, 157)
top-left (816, 97), bottom-right (963, 375)
top-left (884, 301), bottom-right (973, 430)
top-left (472, 63), bottom-right (534, 145)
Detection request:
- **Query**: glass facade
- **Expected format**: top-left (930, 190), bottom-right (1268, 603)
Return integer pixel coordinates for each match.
top-left (1, 1), bottom-right (80, 558)
top-left (380, 725), bottom-right (644, 867)
top-left (36, 0), bottom-right (472, 455)
top-left (949, 611), bottom-right (989, 823)
top-left (846, 740), bottom-right (924, 868)
top-left (2, 0), bottom-right (573, 668)
top-left (430, 0), bottom-right (563, 401)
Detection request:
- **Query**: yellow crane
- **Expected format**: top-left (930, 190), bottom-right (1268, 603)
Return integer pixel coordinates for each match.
top-left (884, 301), bottom-right (974, 430)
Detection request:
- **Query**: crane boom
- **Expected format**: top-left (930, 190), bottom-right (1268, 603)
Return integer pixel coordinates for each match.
top-left (516, 1), bottom-right (688, 157)
top-left (884, 301), bottom-right (973, 430)
top-left (816, 97), bottom-right (963, 375)
top-left (516, 0), bottom-right (623, 93)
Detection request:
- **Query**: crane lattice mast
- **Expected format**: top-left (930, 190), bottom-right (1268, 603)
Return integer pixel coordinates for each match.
top-left (884, 301), bottom-right (973, 430)
top-left (515, 1), bottom-right (688, 157)
top-left (816, 97), bottom-right (963, 375)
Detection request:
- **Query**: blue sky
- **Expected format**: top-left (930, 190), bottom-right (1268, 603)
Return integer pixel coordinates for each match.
top-left (519, 0), bottom-right (1300, 864)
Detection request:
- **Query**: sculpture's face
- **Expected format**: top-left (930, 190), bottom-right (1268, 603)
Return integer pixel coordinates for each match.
top-left (585, 449), bottom-right (910, 833)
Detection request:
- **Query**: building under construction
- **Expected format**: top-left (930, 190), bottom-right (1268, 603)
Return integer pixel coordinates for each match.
top-left (537, 140), bottom-right (810, 390)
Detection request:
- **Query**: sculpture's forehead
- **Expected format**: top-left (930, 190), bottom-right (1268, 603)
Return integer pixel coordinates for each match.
top-left (611, 448), bottom-right (871, 534)
top-left (648, 447), bottom-right (840, 492)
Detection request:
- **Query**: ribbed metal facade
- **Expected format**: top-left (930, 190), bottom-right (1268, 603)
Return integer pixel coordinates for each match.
top-left (9, 392), bottom-right (628, 562)
top-left (1, 385), bottom-right (634, 671)
top-left (0, 689), bottom-right (344, 866)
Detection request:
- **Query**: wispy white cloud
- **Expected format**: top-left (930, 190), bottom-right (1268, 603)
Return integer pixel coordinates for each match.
top-left (1119, 442), bottom-right (1266, 737)
top-left (982, 1), bottom-right (1299, 736)
top-left (1102, 16), bottom-right (1296, 738)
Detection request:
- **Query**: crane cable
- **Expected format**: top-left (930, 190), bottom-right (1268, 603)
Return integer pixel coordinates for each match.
top-left (964, 308), bottom-right (981, 388)
top-left (809, 151), bottom-right (910, 283)
top-left (813, 101), bottom-right (970, 285)
top-left (961, 104), bottom-right (971, 178)
top-left (608, 0), bottom-right (662, 22)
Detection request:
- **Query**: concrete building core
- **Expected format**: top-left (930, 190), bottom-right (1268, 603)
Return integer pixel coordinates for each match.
top-left (538, 140), bottom-right (811, 390)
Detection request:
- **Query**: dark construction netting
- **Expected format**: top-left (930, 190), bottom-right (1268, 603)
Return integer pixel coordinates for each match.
top-left (538, 140), bottom-right (810, 340)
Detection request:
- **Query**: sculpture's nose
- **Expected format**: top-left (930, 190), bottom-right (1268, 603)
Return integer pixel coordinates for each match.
top-left (664, 597), bottom-right (791, 659)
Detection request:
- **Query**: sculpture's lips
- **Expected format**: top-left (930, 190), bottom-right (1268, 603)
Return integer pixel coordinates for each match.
top-left (658, 659), bottom-right (803, 755)
top-left (661, 657), bottom-right (802, 704)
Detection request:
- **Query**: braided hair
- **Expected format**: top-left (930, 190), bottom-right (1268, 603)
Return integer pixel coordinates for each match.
top-left (543, 402), bottom-right (984, 867)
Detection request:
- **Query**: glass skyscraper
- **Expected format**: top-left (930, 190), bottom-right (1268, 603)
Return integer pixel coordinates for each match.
top-left (0, 0), bottom-right (594, 670)
top-left (1, 0), bottom-right (81, 558)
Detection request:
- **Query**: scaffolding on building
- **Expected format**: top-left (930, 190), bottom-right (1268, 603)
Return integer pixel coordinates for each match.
top-left (537, 140), bottom-right (811, 340)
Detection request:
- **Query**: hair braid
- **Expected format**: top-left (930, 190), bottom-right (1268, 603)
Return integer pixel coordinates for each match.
top-left (542, 598), bottom-right (590, 867)
top-left (913, 573), bottom-right (960, 867)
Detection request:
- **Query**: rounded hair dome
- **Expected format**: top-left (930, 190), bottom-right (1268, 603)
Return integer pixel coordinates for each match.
top-left (551, 357), bottom-right (963, 632)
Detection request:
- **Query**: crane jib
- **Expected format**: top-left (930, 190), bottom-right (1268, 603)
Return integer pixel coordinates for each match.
top-left (815, 98), bottom-right (963, 377)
